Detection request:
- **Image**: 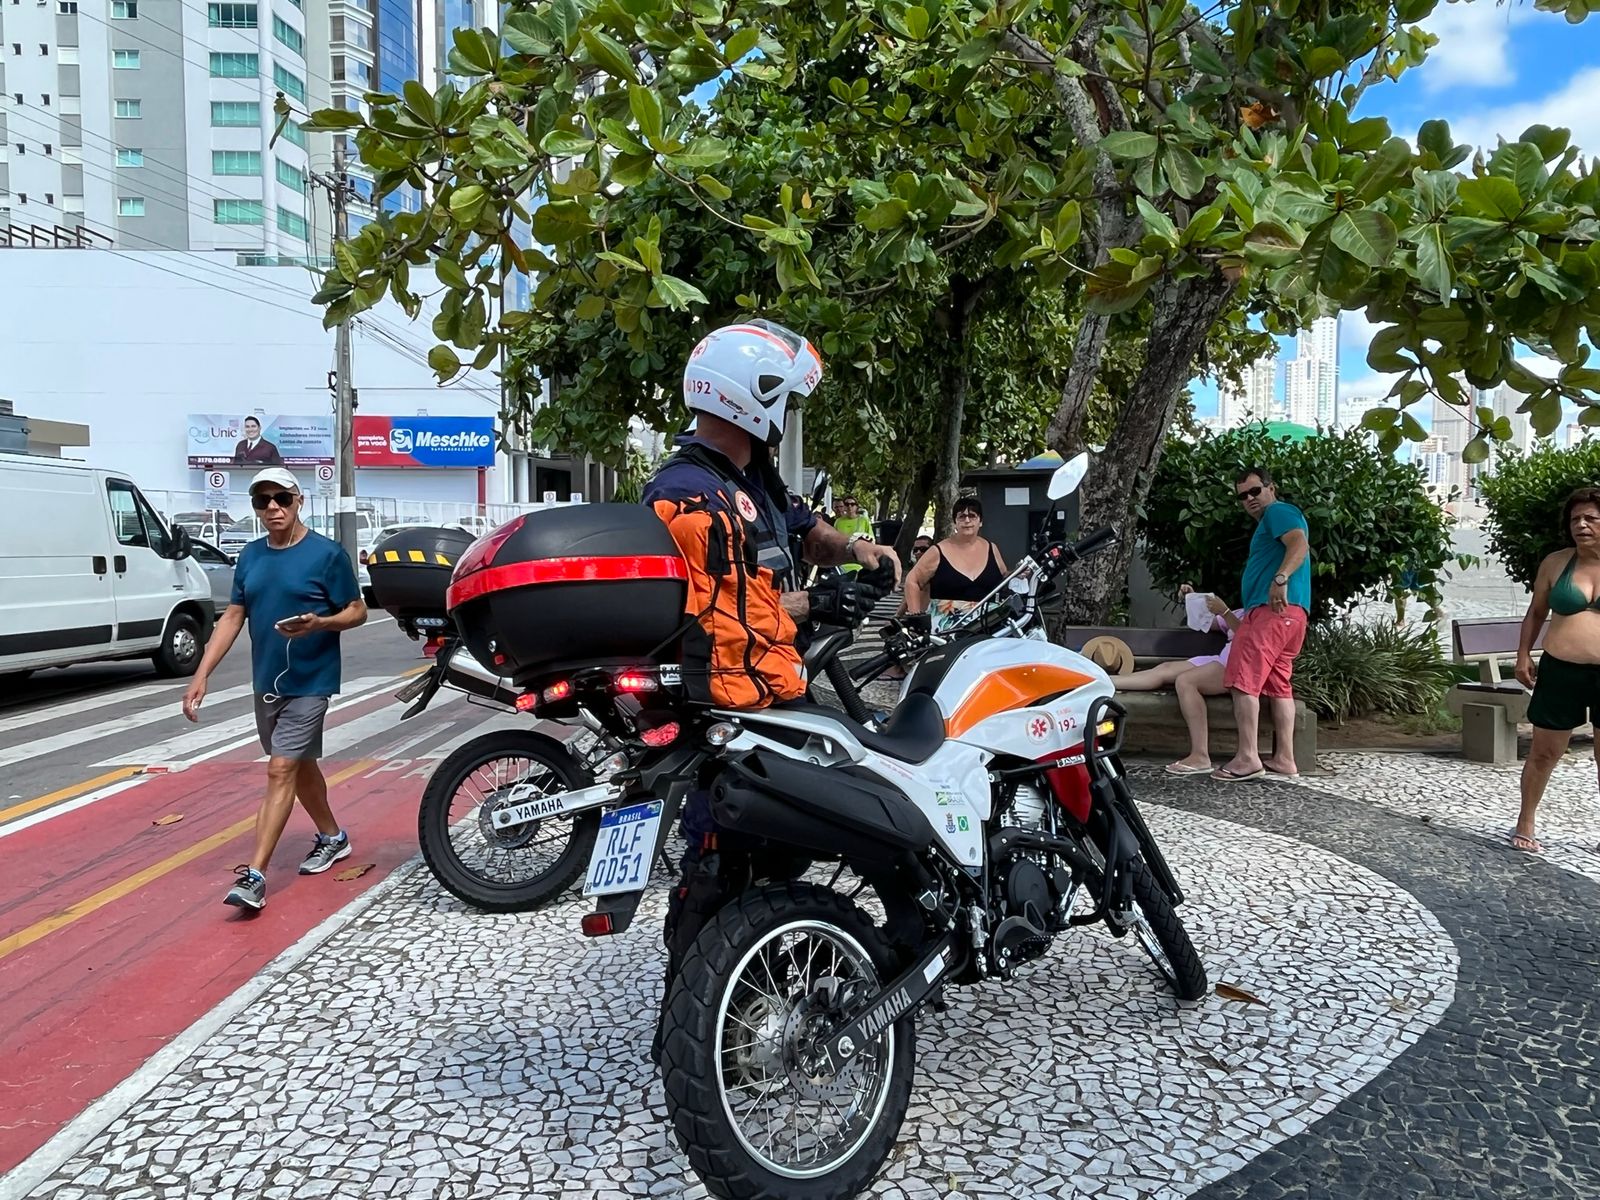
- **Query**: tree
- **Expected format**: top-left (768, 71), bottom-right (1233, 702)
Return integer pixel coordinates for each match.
top-left (1479, 440), bottom-right (1600, 589)
top-left (304, 0), bottom-right (1600, 621)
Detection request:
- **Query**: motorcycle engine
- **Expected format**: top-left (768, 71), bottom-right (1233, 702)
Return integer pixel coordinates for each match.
top-left (989, 843), bottom-right (1074, 973)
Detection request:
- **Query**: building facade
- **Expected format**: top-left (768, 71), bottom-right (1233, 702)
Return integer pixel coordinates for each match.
top-left (1285, 316), bottom-right (1338, 427)
top-left (1217, 351), bottom-right (1277, 428)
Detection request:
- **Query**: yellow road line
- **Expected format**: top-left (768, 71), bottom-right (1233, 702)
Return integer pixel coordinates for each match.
top-left (0, 767), bottom-right (142, 826)
top-left (0, 757), bottom-right (378, 963)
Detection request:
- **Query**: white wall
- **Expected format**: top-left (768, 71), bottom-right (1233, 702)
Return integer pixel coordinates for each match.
top-left (0, 248), bottom-right (509, 500)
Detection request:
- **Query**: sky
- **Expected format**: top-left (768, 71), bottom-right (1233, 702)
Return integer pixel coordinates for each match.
top-left (1188, 2), bottom-right (1600, 420)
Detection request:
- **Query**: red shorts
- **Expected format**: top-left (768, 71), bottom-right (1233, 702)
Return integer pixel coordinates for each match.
top-left (1224, 606), bottom-right (1308, 698)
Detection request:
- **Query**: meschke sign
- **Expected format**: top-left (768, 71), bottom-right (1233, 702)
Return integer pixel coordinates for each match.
top-left (354, 416), bottom-right (497, 468)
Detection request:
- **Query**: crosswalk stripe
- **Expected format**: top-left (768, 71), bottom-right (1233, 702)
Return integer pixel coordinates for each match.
top-left (0, 682), bottom-right (180, 737)
top-left (0, 683), bottom-right (258, 771)
top-left (98, 675), bottom-right (400, 768)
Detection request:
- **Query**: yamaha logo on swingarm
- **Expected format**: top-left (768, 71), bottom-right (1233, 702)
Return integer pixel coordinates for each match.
top-left (837, 987), bottom-right (912, 1060)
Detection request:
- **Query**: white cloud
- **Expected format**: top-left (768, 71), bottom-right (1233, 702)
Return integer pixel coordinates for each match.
top-left (1417, 1), bottom-right (1529, 93)
top-left (1339, 371), bottom-right (1402, 403)
top-left (1447, 66), bottom-right (1600, 156)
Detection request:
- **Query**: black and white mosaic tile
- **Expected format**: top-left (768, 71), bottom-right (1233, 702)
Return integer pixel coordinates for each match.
top-left (23, 802), bottom-right (1458, 1200)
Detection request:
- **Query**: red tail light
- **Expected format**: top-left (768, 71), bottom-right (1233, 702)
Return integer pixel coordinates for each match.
top-left (514, 692), bottom-right (539, 712)
top-left (580, 912), bottom-right (615, 937)
top-left (542, 679), bottom-right (572, 705)
top-left (640, 722), bottom-right (680, 748)
top-left (614, 672), bottom-right (659, 693)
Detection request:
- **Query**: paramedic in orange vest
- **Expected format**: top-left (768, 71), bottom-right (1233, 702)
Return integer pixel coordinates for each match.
top-left (643, 319), bottom-right (900, 1058)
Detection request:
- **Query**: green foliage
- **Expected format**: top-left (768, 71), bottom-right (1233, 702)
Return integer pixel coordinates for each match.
top-left (1478, 440), bottom-right (1600, 588)
top-left (1292, 621), bottom-right (1455, 724)
top-left (1142, 425), bottom-right (1457, 621)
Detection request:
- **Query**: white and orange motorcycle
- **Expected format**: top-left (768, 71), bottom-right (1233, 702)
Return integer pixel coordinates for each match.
top-left (607, 454), bottom-right (1208, 1200)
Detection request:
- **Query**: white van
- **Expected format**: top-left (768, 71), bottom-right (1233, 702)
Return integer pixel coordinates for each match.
top-left (0, 453), bottom-right (215, 678)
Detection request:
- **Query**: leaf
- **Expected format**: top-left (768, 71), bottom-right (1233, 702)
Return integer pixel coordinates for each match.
top-left (428, 345), bottom-right (462, 379)
top-left (435, 258), bottom-right (470, 291)
top-left (668, 137), bottom-right (729, 170)
top-left (629, 83), bottom-right (664, 147)
top-left (1354, 138), bottom-right (1413, 204)
top-left (1328, 209), bottom-right (1398, 267)
top-left (1461, 436), bottom-right (1490, 465)
top-left (1136, 196), bottom-right (1179, 246)
top-left (861, 198), bottom-right (910, 231)
top-left (532, 199), bottom-right (592, 245)
top-left (540, 129), bottom-right (595, 158)
top-left (449, 184), bottom-right (488, 225)
top-left (308, 109), bottom-right (364, 130)
top-left (954, 31), bottom-right (1004, 66)
top-left (1416, 119), bottom-right (1459, 165)
top-left (581, 28), bottom-right (639, 83)
top-left (1367, 325), bottom-right (1416, 372)
top-left (1214, 983), bottom-right (1267, 1006)
top-left (651, 274), bottom-right (709, 309)
top-left (575, 293), bottom-right (606, 320)
top-left (902, 4), bottom-right (929, 39)
top-left (333, 863), bottom-right (376, 881)
top-left (1303, 45), bottom-right (1345, 78)
top-left (334, 241), bottom-right (360, 283)
top-left (1164, 146), bottom-right (1206, 200)
top-left (1412, 223), bottom-right (1454, 302)
top-left (1457, 175), bottom-right (1524, 221)
top-left (151, 813), bottom-right (185, 826)
top-left (724, 26), bottom-right (760, 62)
top-left (1101, 131), bottom-right (1160, 160)
top-left (1488, 140), bottom-right (1547, 203)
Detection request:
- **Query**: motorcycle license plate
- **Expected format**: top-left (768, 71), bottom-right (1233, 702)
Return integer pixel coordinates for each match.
top-left (582, 801), bottom-right (662, 897)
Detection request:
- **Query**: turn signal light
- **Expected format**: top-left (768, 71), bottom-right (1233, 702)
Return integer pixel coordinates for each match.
top-left (580, 912), bottom-right (614, 937)
top-left (706, 722), bottom-right (738, 746)
top-left (542, 680), bottom-right (572, 705)
top-left (514, 692), bottom-right (539, 713)
top-left (1096, 720), bottom-right (1116, 738)
top-left (640, 722), bottom-right (681, 748)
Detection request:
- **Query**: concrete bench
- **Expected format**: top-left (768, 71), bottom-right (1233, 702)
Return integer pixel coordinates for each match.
top-left (1446, 618), bottom-right (1544, 763)
top-left (1055, 626), bottom-right (1317, 769)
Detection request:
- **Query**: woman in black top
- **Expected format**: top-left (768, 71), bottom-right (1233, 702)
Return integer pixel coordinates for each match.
top-left (903, 495), bottom-right (1008, 632)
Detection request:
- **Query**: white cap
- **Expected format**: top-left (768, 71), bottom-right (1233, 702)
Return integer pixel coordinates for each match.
top-left (249, 467), bottom-right (300, 492)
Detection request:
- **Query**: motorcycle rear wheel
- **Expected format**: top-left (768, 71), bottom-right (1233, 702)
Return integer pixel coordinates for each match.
top-left (417, 729), bottom-right (600, 913)
top-left (661, 881), bottom-right (916, 1200)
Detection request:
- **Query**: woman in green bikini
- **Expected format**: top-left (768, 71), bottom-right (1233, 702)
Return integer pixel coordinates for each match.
top-left (1513, 486), bottom-right (1600, 852)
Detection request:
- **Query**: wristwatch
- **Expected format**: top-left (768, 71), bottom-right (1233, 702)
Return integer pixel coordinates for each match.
top-left (1273, 573), bottom-right (1288, 586)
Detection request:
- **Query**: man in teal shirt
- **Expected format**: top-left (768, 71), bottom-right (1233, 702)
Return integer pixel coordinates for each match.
top-left (1214, 465), bottom-right (1312, 782)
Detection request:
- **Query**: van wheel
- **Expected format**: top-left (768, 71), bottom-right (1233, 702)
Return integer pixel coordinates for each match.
top-left (152, 614), bottom-right (203, 677)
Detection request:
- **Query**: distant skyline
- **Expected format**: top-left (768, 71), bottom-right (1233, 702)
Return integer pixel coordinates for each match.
top-left (1189, 6), bottom-right (1600, 426)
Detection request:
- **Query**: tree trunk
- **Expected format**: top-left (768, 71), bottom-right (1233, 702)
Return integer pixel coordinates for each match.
top-left (930, 274), bottom-right (991, 537)
top-left (1052, 270), bottom-right (1239, 623)
top-left (894, 461), bottom-right (936, 560)
top-left (1047, 308), bottom-right (1114, 454)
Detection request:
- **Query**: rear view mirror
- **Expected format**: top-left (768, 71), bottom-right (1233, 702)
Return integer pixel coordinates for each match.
top-left (810, 469), bottom-right (830, 507)
top-left (1047, 453), bottom-right (1090, 500)
top-left (169, 525), bottom-right (194, 560)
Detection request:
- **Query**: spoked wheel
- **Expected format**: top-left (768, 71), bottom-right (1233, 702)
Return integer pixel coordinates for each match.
top-left (1122, 858), bottom-right (1208, 1002)
top-left (418, 729), bottom-right (600, 912)
top-left (661, 882), bottom-right (915, 1200)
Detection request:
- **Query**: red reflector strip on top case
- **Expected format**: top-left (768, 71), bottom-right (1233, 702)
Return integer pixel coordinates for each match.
top-left (445, 555), bottom-right (688, 608)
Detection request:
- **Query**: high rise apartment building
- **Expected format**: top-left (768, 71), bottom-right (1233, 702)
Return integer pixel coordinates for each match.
top-left (1286, 315), bottom-right (1338, 427)
top-left (1217, 351), bottom-right (1277, 427)
top-left (0, 0), bottom-right (495, 248)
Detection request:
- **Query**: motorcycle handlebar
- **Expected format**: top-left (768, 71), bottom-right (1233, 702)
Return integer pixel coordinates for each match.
top-left (850, 651), bottom-right (896, 682)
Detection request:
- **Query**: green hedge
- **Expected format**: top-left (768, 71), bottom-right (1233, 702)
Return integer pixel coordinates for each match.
top-left (1144, 425), bottom-right (1457, 620)
top-left (1292, 621), bottom-right (1455, 724)
top-left (1478, 441), bottom-right (1600, 589)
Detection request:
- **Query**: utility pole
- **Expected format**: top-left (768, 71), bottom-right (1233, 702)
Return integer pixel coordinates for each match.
top-left (314, 138), bottom-right (360, 565)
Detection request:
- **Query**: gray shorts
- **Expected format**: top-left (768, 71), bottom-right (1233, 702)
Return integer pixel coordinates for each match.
top-left (254, 694), bottom-right (331, 760)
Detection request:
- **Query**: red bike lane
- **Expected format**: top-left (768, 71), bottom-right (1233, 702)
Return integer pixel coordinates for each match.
top-left (0, 749), bottom-right (434, 1174)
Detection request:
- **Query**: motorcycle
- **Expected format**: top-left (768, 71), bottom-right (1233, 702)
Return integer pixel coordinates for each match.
top-left (580, 453), bottom-right (1207, 1200)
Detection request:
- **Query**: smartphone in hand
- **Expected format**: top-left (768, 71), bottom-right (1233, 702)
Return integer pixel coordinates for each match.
top-left (274, 613), bottom-right (316, 634)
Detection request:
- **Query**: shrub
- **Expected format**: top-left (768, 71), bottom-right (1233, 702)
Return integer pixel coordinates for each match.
top-left (1143, 425), bottom-right (1457, 621)
top-left (1478, 440), bottom-right (1600, 589)
top-left (1292, 622), bottom-right (1454, 724)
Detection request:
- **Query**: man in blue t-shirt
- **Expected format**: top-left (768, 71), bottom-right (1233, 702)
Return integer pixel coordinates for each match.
top-left (1214, 465), bottom-right (1312, 782)
top-left (181, 467), bottom-right (367, 911)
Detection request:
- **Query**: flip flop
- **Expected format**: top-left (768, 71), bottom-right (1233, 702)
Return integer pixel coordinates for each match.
top-left (1211, 766), bottom-right (1266, 782)
top-left (1164, 763), bottom-right (1214, 775)
top-left (1509, 832), bottom-right (1543, 853)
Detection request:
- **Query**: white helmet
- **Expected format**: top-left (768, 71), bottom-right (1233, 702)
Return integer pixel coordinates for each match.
top-left (682, 319), bottom-right (824, 446)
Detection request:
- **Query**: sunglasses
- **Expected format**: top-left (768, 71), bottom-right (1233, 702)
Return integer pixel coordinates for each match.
top-left (251, 490), bottom-right (298, 511)
top-left (1236, 486), bottom-right (1265, 501)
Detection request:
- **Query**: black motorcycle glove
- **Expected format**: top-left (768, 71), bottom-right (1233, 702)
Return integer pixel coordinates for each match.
top-left (808, 565), bottom-right (893, 626)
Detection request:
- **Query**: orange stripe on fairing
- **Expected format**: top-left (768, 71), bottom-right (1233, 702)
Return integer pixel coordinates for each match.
top-left (945, 665), bottom-right (1094, 738)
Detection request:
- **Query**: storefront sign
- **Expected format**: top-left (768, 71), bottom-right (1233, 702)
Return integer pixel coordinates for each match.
top-left (187, 413), bottom-right (335, 467)
top-left (353, 415), bottom-right (496, 468)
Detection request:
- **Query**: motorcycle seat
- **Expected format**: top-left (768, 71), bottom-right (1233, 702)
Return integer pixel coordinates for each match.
top-left (784, 692), bottom-right (947, 764)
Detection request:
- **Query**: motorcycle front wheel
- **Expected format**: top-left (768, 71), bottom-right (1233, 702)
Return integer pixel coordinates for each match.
top-left (660, 881), bottom-right (916, 1200)
top-left (417, 729), bottom-right (600, 912)
top-left (1125, 858), bottom-right (1209, 1002)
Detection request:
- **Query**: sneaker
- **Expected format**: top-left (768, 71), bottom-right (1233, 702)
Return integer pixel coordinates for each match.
top-left (299, 831), bottom-right (352, 875)
top-left (225, 866), bottom-right (266, 910)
